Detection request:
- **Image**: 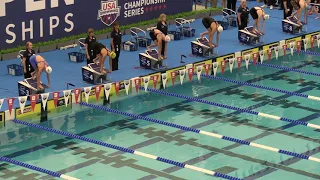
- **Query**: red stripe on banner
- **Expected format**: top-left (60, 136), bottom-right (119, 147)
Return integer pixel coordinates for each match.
top-left (188, 68), bottom-right (194, 82)
top-left (7, 98), bottom-right (15, 115)
top-left (74, 89), bottom-right (81, 104)
top-left (221, 60), bottom-right (225, 74)
top-left (134, 78), bottom-right (141, 93)
top-left (237, 56), bottom-right (242, 70)
top-left (95, 85), bottom-right (102, 101)
top-left (203, 64), bottom-right (210, 75)
top-left (267, 49), bottom-right (272, 60)
top-left (115, 82), bottom-right (120, 96)
top-left (283, 44), bottom-right (287, 56)
top-left (171, 72), bottom-right (176, 85)
top-left (52, 92), bottom-right (59, 108)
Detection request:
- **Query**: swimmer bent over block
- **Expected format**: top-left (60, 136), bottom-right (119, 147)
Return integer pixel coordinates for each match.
top-left (29, 55), bottom-right (52, 90)
top-left (200, 17), bottom-right (224, 48)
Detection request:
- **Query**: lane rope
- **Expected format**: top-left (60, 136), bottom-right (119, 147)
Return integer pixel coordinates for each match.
top-left (199, 74), bottom-right (320, 102)
top-left (0, 156), bottom-right (79, 180)
top-left (12, 119), bottom-right (241, 180)
top-left (79, 102), bottom-right (320, 163)
top-left (141, 87), bottom-right (320, 130)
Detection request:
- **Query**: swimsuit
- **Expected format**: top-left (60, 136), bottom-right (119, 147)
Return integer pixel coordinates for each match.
top-left (150, 30), bottom-right (162, 41)
top-left (202, 17), bottom-right (216, 29)
top-left (30, 55), bottom-right (48, 70)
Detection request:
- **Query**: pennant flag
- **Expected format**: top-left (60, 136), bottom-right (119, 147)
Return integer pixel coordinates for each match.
top-left (7, 98), bottom-right (15, 115)
top-left (259, 50), bottom-right (264, 64)
top-left (52, 92), bottom-right (59, 108)
top-left (237, 56), bottom-right (242, 70)
top-left (317, 35), bottom-right (320, 48)
top-left (162, 73), bottom-right (167, 89)
top-left (245, 55), bottom-right (250, 70)
top-left (171, 71), bottom-right (176, 85)
top-left (203, 64), bottom-right (210, 75)
top-left (0, 99), bottom-right (3, 111)
top-left (289, 42), bottom-right (294, 56)
top-left (150, 75), bottom-right (159, 89)
top-left (253, 53), bottom-right (258, 65)
top-left (282, 44), bottom-right (287, 56)
top-left (124, 80), bottom-right (130, 95)
top-left (196, 66), bottom-right (202, 81)
top-left (275, 46), bottom-right (279, 59)
top-left (297, 41), bottom-right (301, 54)
top-left (221, 60), bottom-right (226, 74)
top-left (188, 68), bottom-right (194, 82)
top-left (134, 78), bottom-right (141, 93)
top-left (212, 62), bottom-right (218, 77)
top-left (95, 85), bottom-right (102, 101)
top-left (83, 87), bottom-right (92, 103)
top-left (73, 89), bottom-right (81, 104)
top-left (18, 96), bottom-right (27, 114)
top-left (302, 39), bottom-right (307, 51)
top-left (103, 83), bottom-right (112, 100)
top-left (267, 48), bottom-right (272, 60)
top-left (229, 58), bottom-right (234, 73)
top-left (115, 82), bottom-right (120, 96)
top-left (40, 93), bottom-right (49, 110)
top-left (179, 69), bottom-right (186, 85)
top-left (143, 76), bottom-right (150, 92)
top-left (311, 36), bottom-right (315, 49)
top-left (63, 90), bottom-right (72, 107)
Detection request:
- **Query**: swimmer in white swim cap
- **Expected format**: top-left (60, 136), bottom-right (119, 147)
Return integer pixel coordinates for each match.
top-left (249, 7), bottom-right (269, 34)
top-left (200, 17), bottom-right (223, 48)
top-left (29, 55), bottom-right (51, 90)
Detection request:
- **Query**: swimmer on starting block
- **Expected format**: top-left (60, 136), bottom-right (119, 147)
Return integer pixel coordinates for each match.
top-left (308, 0), bottom-right (320, 19)
top-left (147, 29), bottom-right (171, 60)
top-left (249, 7), bottom-right (270, 34)
top-left (92, 42), bottom-right (116, 75)
top-left (291, 0), bottom-right (308, 24)
top-left (29, 55), bottom-right (52, 90)
top-left (200, 17), bottom-right (224, 48)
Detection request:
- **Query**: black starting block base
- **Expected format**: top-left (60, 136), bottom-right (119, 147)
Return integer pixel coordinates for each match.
top-left (191, 37), bottom-right (214, 57)
top-left (282, 18), bottom-right (303, 34)
top-left (238, 26), bottom-right (263, 45)
top-left (139, 49), bottom-right (168, 70)
top-left (82, 63), bottom-right (111, 84)
top-left (18, 78), bottom-right (48, 96)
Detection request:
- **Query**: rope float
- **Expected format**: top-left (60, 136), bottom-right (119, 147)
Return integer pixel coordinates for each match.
top-left (142, 88), bottom-right (320, 130)
top-left (12, 119), bottom-right (241, 180)
top-left (200, 74), bottom-right (320, 102)
top-left (0, 156), bottom-right (79, 180)
top-left (79, 102), bottom-right (320, 163)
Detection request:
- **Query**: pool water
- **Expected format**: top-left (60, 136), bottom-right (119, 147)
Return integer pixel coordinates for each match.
top-left (1, 51), bottom-right (320, 180)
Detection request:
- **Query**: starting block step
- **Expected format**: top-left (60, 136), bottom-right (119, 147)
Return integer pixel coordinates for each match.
top-left (18, 78), bottom-right (48, 96)
top-left (139, 49), bottom-right (167, 70)
top-left (191, 37), bottom-right (214, 57)
top-left (82, 63), bottom-right (111, 84)
top-left (238, 26), bottom-right (264, 45)
top-left (282, 16), bottom-right (303, 34)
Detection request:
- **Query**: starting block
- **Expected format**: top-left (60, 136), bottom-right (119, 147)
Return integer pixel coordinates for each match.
top-left (191, 37), bottom-right (214, 57)
top-left (18, 78), bottom-right (48, 96)
top-left (282, 16), bottom-right (303, 34)
top-left (238, 26), bottom-right (264, 45)
top-left (139, 49), bottom-right (166, 70)
top-left (82, 63), bottom-right (111, 84)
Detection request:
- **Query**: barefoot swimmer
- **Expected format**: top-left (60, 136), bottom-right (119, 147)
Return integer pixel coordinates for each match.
top-left (29, 55), bottom-right (52, 90)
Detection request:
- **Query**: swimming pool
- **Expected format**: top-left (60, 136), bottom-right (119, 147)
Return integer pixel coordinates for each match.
top-left (1, 50), bottom-right (320, 180)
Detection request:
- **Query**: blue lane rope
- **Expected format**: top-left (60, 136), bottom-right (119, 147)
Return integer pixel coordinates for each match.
top-left (12, 119), bottom-right (241, 180)
top-left (79, 102), bottom-right (320, 163)
top-left (199, 74), bottom-right (320, 101)
top-left (0, 156), bottom-right (79, 180)
top-left (140, 87), bottom-right (320, 130)
top-left (288, 48), bottom-right (320, 56)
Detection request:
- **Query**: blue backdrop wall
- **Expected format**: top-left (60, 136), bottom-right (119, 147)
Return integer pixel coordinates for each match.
top-left (0, 0), bottom-right (192, 49)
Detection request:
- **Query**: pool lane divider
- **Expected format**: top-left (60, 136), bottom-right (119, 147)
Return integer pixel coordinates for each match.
top-left (0, 156), bottom-right (79, 180)
top-left (12, 119), bottom-right (241, 180)
top-left (199, 74), bottom-right (320, 102)
top-left (79, 102), bottom-right (320, 163)
top-left (140, 87), bottom-right (320, 131)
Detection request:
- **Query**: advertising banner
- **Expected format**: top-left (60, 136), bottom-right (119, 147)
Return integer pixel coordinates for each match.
top-left (0, 0), bottom-right (192, 49)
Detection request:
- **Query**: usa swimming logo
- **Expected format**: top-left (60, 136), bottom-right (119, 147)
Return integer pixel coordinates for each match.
top-left (98, 0), bottom-right (121, 26)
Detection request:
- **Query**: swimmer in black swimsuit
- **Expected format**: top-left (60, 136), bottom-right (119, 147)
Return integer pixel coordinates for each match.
top-left (249, 7), bottom-right (270, 34)
top-left (147, 29), bottom-right (171, 60)
top-left (92, 42), bottom-right (116, 74)
top-left (200, 17), bottom-right (223, 48)
top-left (291, 0), bottom-right (308, 24)
top-left (308, 0), bottom-right (319, 19)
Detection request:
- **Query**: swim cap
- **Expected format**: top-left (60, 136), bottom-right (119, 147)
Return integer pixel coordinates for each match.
top-left (109, 51), bottom-right (116, 59)
top-left (165, 35), bottom-right (171, 42)
top-left (46, 66), bottom-right (52, 74)
top-left (264, 14), bottom-right (270, 20)
top-left (217, 25), bottom-right (223, 33)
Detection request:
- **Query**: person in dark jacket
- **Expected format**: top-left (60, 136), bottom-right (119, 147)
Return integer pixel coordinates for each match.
top-left (110, 22), bottom-right (122, 71)
top-left (22, 42), bottom-right (36, 78)
top-left (156, 13), bottom-right (168, 59)
top-left (85, 28), bottom-right (97, 65)
top-left (237, 0), bottom-right (250, 30)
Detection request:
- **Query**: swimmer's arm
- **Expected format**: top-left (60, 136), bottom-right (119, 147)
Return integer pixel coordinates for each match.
top-left (200, 31), bottom-right (209, 38)
top-left (100, 54), bottom-right (106, 71)
top-left (148, 42), bottom-right (158, 49)
top-left (36, 69), bottom-right (41, 88)
top-left (208, 30), bottom-right (214, 45)
top-left (46, 72), bottom-right (50, 88)
top-left (22, 57), bottom-right (27, 72)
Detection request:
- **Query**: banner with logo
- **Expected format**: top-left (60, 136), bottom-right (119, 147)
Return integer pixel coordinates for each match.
top-left (142, 73), bottom-right (161, 90)
top-left (193, 59), bottom-right (212, 75)
top-left (81, 86), bottom-right (104, 103)
top-left (305, 32), bottom-right (320, 49)
top-left (0, 0), bottom-right (192, 49)
top-left (166, 66), bottom-right (186, 88)
top-left (16, 103), bottom-right (41, 120)
top-left (262, 42), bottom-right (279, 60)
top-left (285, 37), bottom-right (302, 49)
top-left (47, 96), bottom-right (71, 114)
top-left (216, 54), bottom-right (234, 72)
